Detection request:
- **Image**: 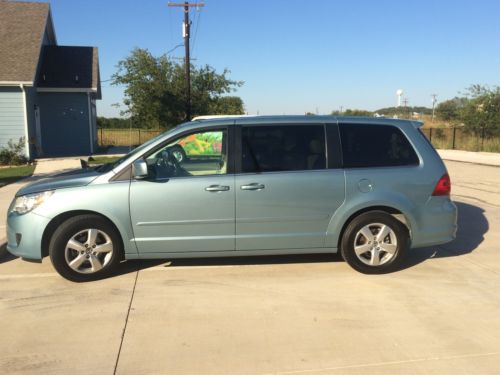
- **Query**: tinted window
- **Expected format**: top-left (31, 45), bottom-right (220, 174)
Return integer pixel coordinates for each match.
top-left (340, 124), bottom-right (419, 168)
top-left (242, 125), bottom-right (326, 173)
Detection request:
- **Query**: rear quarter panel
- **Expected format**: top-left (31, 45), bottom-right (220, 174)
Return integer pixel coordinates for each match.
top-left (326, 123), bottom-right (449, 248)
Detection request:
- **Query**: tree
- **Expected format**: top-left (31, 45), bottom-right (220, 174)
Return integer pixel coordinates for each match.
top-left (460, 85), bottom-right (500, 136)
top-left (112, 48), bottom-right (244, 129)
top-left (436, 97), bottom-right (468, 122)
top-left (209, 96), bottom-right (244, 115)
top-left (339, 109), bottom-right (373, 116)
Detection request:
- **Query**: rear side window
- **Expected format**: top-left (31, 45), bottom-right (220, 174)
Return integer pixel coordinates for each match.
top-left (340, 124), bottom-right (419, 168)
top-left (242, 125), bottom-right (326, 173)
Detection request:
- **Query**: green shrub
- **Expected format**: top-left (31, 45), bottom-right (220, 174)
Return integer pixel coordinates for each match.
top-left (0, 137), bottom-right (28, 166)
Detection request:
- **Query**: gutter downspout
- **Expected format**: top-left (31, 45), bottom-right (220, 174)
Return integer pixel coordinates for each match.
top-left (87, 92), bottom-right (94, 154)
top-left (20, 84), bottom-right (31, 160)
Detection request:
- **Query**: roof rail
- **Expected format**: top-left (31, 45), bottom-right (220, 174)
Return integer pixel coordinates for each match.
top-left (191, 115), bottom-right (257, 121)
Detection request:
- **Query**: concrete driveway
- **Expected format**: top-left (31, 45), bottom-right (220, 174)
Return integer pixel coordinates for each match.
top-left (1, 160), bottom-right (499, 375)
top-left (0, 158), bottom-right (82, 247)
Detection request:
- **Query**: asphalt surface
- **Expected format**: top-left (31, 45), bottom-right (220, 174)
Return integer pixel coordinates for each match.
top-left (1, 160), bottom-right (500, 375)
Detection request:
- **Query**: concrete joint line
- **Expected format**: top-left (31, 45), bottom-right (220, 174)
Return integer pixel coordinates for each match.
top-left (113, 270), bottom-right (139, 375)
top-left (265, 351), bottom-right (500, 374)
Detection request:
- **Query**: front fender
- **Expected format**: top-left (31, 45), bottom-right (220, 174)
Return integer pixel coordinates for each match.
top-left (33, 181), bottom-right (137, 256)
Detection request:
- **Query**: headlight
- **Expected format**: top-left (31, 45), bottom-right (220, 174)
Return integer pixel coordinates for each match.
top-left (11, 191), bottom-right (54, 215)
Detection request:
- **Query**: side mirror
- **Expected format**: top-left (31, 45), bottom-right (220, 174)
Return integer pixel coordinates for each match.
top-left (132, 159), bottom-right (148, 179)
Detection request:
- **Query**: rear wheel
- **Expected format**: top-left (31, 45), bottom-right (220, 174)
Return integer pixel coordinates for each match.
top-left (341, 211), bottom-right (409, 274)
top-left (49, 215), bottom-right (122, 282)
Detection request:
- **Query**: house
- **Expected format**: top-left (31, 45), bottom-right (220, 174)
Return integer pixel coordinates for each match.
top-left (0, 1), bottom-right (101, 158)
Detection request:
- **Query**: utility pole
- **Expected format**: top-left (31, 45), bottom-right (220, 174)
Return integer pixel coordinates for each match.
top-left (168, 1), bottom-right (204, 120)
top-left (402, 97), bottom-right (409, 119)
top-left (431, 94), bottom-right (438, 122)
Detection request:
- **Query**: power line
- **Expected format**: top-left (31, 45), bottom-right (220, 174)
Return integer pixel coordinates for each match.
top-left (168, 5), bottom-right (174, 49)
top-left (166, 43), bottom-right (184, 55)
top-left (191, 4), bottom-right (203, 56)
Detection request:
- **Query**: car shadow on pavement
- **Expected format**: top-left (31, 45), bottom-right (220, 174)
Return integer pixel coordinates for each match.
top-left (400, 201), bottom-right (488, 270)
top-left (112, 253), bottom-right (342, 279)
top-left (0, 243), bottom-right (17, 264)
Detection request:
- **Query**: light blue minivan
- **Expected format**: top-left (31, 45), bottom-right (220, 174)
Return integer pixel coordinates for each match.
top-left (7, 116), bottom-right (457, 281)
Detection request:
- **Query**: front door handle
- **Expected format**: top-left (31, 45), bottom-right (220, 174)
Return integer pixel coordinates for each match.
top-left (240, 183), bottom-right (265, 191)
top-left (205, 185), bottom-right (230, 192)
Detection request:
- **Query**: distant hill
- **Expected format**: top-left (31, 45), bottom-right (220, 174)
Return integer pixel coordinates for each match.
top-left (374, 106), bottom-right (433, 116)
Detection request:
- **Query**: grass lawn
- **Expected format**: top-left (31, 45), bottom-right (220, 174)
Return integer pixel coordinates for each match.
top-left (88, 156), bottom-right (121, 166)
top-left (0, 164), bottom-right (36, 188)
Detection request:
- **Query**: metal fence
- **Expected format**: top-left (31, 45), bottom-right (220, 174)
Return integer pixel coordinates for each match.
top-left (98, 127), bottom-right (500, 153)
top-left (98, 128), bottom-right (163, 147)
top-left (420, 127), bottom-right (500, 153)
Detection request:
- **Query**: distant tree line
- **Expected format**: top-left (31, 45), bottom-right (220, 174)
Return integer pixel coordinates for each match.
top-left (96, 117), bottom-right (130, 129)
top-left (329, 107), bottom-right (431, 117)
top-left (374, 106), bottom-right (432, 116)
top-left (325, 84), bottom-right (499, 136)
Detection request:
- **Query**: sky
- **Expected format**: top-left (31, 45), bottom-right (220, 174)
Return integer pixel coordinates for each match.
top-left (47, 0), bottom-right (500, 118)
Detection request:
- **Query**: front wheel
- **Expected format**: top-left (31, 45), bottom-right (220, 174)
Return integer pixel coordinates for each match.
top-left (49, 215), bottom-right (122, 282)
top-left (170, 145), bottom-right (187, 163)
top-left (341, 211), bottom-right (409, 274)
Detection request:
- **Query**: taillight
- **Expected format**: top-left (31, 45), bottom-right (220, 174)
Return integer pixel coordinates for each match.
top-left (432, 173), bottom-right (451, 196)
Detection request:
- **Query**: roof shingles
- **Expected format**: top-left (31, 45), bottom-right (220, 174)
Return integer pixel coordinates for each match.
top-left (0, 1), bottom-right (49, 82)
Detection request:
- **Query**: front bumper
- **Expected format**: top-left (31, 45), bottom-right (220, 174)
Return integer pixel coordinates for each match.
top-left (6, 211), bottom-right (51, 260)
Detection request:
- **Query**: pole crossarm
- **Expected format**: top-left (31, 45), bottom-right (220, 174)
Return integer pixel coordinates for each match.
top-left (168, 3), bottom-right (205, 7)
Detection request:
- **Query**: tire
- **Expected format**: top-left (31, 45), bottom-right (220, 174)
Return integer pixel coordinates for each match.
top-left (49, 214), bottom-right (123, 282)
top-left (341, 210), bottom-right (409, 274)
top-left (170, 145), bottom-right (187, 163)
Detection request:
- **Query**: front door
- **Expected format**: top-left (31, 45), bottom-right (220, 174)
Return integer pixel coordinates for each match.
top-left (235, 124), bottom-right (345, 250)
top-left (130, 128), bottom-right (235, 255)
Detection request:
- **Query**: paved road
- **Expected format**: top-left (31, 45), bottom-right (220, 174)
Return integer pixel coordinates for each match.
top-left (445, 160), bottom-right (500, 206)
top-left (1, 161), bottom-right (499, 374)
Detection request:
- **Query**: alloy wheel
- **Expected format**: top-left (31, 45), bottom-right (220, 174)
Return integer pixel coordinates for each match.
top-left (353, 223), bottom-right (398, 266)
top-left (64, 229), bottom-right (114, 274)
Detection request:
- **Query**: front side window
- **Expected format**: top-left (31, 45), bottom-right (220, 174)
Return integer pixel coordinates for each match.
top-left (340, 124), bottom-right (419, 168)
top-left (145, 129), bottom-right (227, 179)
top-left (241, 125), bottom-right (326, 173)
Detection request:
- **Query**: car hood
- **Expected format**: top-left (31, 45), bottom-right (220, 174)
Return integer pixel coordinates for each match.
top-left (16, 168), bottom-right (102, 196)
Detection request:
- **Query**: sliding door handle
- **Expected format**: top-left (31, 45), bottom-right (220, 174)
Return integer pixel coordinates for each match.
top-left (240, 183), bottom-right (265, 191)
top-left (205, 185), bottom-right (230, 192)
